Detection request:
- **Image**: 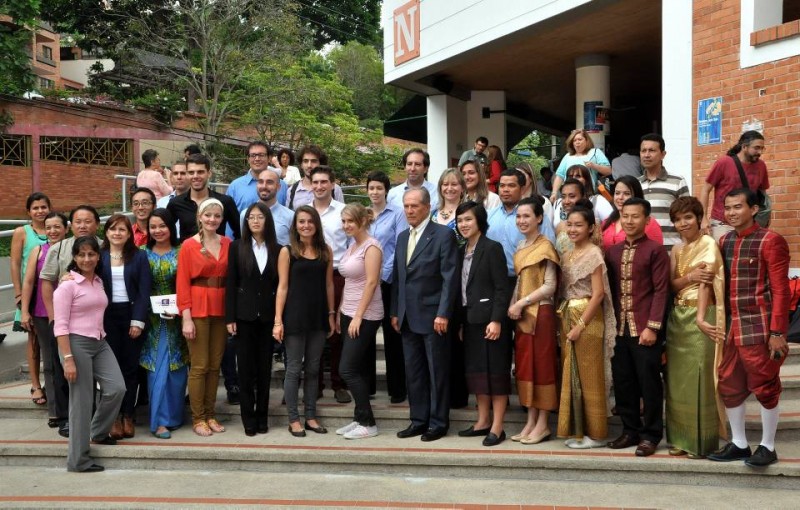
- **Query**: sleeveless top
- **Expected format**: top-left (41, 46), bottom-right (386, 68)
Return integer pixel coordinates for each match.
top-left (33, 243), bottom-right (52, 318)
top-left (21, 225), bottom-right (47, 277)
top-left (339, 237), bottom-right (383, 321)
top-left (284, 253), bottom-right (329, 335)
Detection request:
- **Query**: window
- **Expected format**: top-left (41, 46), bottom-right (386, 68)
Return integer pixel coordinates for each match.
top-left (0, 135), bottom-right (32, 167)
top-left (42, 46), bottom-right (52, 60)
top-left (741, 0), bottom-right (800, 67)
top-left (38, 77), bottom-right (54, 89)
top-left (40, 136), bottom-right (132, 167)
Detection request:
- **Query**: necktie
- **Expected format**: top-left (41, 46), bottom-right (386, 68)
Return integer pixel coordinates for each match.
top-left (406, 228), bottom-right (417, 265)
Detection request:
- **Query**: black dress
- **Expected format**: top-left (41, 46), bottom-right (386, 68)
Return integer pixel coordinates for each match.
top-left (284, 254), bottom-right (328, 335)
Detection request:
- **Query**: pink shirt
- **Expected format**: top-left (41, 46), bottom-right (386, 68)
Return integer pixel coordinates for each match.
top-left (602, 219), bottom-right (663, 252)
top-left (339, 237), bottom-right (384, 321)
top-left (53, 271), bottom-right (108, 339)
top-left (136, 169), bottom-right (173, 200)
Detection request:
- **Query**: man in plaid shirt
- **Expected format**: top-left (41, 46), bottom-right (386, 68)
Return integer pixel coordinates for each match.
top-left (709, 189), bottom-right (790, 467)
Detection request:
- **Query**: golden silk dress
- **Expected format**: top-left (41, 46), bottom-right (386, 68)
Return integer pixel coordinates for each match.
top-left (665, 234), bottom-right (726, 456)
top-left (556, 245), bottom-right (617, 440)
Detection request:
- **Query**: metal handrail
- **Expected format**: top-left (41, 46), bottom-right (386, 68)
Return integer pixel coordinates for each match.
top-left (115, 174), bottom-right (230, 212)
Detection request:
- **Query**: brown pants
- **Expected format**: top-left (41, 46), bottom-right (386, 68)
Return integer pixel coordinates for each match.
top-left (187, 316), bottom-right (227, 424)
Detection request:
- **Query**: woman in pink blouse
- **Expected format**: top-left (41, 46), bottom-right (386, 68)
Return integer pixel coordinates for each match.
top-left (601, 175), bottom-right (663, 251)
top-left (53, 236), bottom-right (125, 473)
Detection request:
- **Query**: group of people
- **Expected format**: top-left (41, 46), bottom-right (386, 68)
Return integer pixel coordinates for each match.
top-left (9, 129), bottom-right (789, 473)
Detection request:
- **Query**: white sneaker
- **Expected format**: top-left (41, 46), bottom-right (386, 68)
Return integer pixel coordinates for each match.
top-left (567, 437), bottom-right (607, 449)
top-left (344, 425), bottom-right (378, 439)
top-left (336, 421), bottom-right (359, 435)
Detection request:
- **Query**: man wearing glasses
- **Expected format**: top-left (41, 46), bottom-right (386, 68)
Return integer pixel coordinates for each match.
top-left (286, 145), bottom-right (344, 210)
top-left (227, 142), bottom-right (278, 214)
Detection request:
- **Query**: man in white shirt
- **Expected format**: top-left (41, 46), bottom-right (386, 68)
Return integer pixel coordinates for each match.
top-left (240, 168), bottom-right (293, 246)
top-left (156, 161), bottom-right (189, 208)
top-left (386, 149), bottom-right (439, 210)
top-left (310, 166), bottom-right (351, 403)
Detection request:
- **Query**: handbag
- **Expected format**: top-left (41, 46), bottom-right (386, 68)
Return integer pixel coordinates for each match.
top-left (730, 155), bottom-right (771, 228)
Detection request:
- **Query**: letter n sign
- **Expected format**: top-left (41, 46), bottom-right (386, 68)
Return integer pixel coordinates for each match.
top-left (394, 0), bottom-right (420, 66)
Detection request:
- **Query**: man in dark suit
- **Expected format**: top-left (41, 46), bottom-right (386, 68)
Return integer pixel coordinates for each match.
top-left (391, 188), bottom-right (459, 442)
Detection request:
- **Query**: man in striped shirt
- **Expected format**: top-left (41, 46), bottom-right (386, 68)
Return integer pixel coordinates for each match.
top-left (637, 133), bottom-right (690, 252)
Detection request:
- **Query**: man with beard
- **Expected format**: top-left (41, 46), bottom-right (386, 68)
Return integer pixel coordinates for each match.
top-left (241, 168), bottom-right (293, 246)
top-left (699, 131), bottom-right (769, 241)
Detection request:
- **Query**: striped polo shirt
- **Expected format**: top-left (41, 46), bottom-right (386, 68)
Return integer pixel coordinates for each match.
top-left (638, 167), bottom-right (690, 252)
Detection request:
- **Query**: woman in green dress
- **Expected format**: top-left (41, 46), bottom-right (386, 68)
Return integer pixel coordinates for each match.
top-left (666, 197), bottom-right (726, 458)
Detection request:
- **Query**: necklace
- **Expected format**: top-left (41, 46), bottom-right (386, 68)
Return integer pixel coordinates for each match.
top-left (521, 234), bottom-right (540, 249)
top-left (439, 208), bottom-right (454, 220)
top-left (569, 245), bottom-right (588, 263)
top-left (110, 253), bottom-right (123, 260)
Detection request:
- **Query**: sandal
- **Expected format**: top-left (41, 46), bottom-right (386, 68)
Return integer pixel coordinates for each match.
top-left (31, 387), bottom-right (47, 406)
top-left (193, 422), bottom-right (213, 437)
top-left (207, 419), bottom-right (226, 433)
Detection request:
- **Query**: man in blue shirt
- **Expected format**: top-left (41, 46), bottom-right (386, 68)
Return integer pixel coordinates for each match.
top-left (240, 168), bottom-right (293, 246)
top-left (386, 149), bottom-right (439, 211)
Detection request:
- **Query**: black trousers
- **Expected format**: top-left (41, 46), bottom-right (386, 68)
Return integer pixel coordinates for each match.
top-left (380, 281), bottom-right (405, 399)
top-left (402, 321), bottom-right (451, 431)
top-left (449, 313), bottom-right (468, 408)
top-left (221, 336), bottom-right (239, 390)
top-left (104, 303), bottom-right (143, 417)
top-left (612, 333), bottom-right (664, 443)
top-left (234, 320), bottom-right (274, 431)
top-left (38, 318), bottom-right (68, 420)
top-left (339, 314), bottom-right (381, 426)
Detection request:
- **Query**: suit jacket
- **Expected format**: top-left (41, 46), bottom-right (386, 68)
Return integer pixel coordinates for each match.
top-left (461, 235), bottom-right (510, 325)
top-left (100, 249), bottom-right (152, 324)
top-left (391, 221), bottom-right (459, 335)
top-left (225, 239), bottom-right (278, 324)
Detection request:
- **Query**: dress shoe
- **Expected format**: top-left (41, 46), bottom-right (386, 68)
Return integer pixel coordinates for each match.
top-left (91, 435), bottom-right (117, 445)
top-left (304, 421), bottom-right (328, 434)
top-left (421, 428), bottom-right (447, 442)
top-left (47, 418), bottom-right (61, 428)
top-left (390, 395), bottom-right (406, 404)
top-left (244, 428), bottom-right (257, 437)
top-left (708, 442), bottom-right (752, 462)
top-left (227, 386), bottom-right (240, 405)
top-left (58, 421), bottom-right (70, 438)
top-left (288, 425), bottom-right (306, 438)
top-left (109, 417), bottom-right (124, 440)
top-left (458, 425), bottom-right (491, 437)
top-left (257, 424), bottom-right (269, 434)
top-left (520, 430), bottom-right (552, 445)
top-left (607, 433), bottom-right (639, 449)
top-left (334, 389), bottom-right (352, 404)
top-left (482, 430), bottom-right (506, 447)
top-left (80, 464), bottom-right (105, 473)
top-left (122, 416), bottom-right (135, 438)
top-left (396, 424), bottom-right (426, 438)
top-left (744, 445), bottom-right (778, 467)
top-left (635, 440), bottom-right (658, 457)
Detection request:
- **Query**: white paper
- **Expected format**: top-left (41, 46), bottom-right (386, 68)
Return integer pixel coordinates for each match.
top-left (150, 294), bottom-right (179, 315)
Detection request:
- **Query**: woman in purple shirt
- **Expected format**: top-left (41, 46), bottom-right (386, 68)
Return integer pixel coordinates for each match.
top-left (54, 236), bottom-right (125, 473)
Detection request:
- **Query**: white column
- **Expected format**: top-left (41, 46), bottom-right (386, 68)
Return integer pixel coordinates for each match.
top-left (662, 0), bottom-right (693, 188)
top-left (575, 54), bottom-right (610, 150)
top-left (426, 95), bottom-right (467, 185)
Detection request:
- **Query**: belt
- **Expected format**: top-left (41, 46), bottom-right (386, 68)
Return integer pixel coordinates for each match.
top-left (674, 297), bottom-right (699, 307)
top-left (191, 276), bottom-right (227, 288)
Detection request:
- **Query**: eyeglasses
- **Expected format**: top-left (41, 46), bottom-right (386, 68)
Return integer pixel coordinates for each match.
top-left (246, 215), bottom-right (266, 221)
top-left (248, 153), bottom-right (268, 159)
top-left (132, 200), bottom-right (153, 207)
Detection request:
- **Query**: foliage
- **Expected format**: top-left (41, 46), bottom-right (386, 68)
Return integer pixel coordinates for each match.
top-left (131, 90), bottom-right (186, 125)
top-left (507, 131), bottom-right (552, 178)
top-left (298, 0), bottom-right (381, 50)
top-left (0, 0), bottom-right (41, 96)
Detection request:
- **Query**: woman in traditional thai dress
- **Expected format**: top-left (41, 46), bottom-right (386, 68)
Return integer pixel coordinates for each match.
top-left (141, 208), bottom-right (188, 439)
top-left (507, 196), bottom-right (560, 445)
top-left (556, 199), bottom-right (617, 449)
top-left (666, 196), bottom-right (726, 458)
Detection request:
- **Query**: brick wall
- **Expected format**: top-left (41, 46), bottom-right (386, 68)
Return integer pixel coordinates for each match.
top-left (693, 0), bottom-right (800, 264)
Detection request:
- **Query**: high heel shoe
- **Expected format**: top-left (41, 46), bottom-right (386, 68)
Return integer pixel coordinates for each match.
top-left (520, 429), bottom-right (551, 445)
top-left (304, 421), bottom-right (328, 434)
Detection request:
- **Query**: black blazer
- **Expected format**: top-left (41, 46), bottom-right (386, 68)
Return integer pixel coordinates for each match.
top-left (225, 239), bottom-right (278, 324)
top-left (461, 235), bottom-right (509, 325)
top-left (100, 249), bottom-right (152, 324)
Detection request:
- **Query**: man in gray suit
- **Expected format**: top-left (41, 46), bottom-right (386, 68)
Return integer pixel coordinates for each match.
top-left (391, 188), bottom-right (459, 442)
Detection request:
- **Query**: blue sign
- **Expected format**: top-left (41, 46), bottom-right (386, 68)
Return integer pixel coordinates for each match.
top-left (698, 97), bottom-right (722, 146)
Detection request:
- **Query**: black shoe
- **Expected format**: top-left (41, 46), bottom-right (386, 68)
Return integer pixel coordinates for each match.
top-left (396, 424), bottom-right (426, 438)
top-left (91, 435), bottom-right (117, 445)
top-left (304, 421), bottom-right (328, 434)
top-left (745, 445), bottom-right (778, 467)
top-left (458, 425), bottom-right (491, 437)
top-left (227, 386), bottom-right (240, 405)
top-left (81, 464), bottom-right (105, 473)
top-left (334, 389), bottom-right (352, 404)
top-left (257, 424), bottom-right (269, 434)
top-left (607, 433), bottom-right (639, 449)
top-left (421, 427), bottom-right (447, 442)
top-left (47, 418), bottom-right (61, 428)
top-left (390, 395), bottom-right (406, 404)
top-left (482, 430), bottom-right (506, 447)
top-left (244, 428), bottom-right (257, 437)
top-left (708, 442), bottom-right (752, 462)
top-left (58, 422), bottom-right (69, 438)
top-left (288, 425), bottom-right (306, 437)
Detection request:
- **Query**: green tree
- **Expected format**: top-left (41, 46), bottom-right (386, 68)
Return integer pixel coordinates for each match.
top-left (298, 0), bottom-right (381, 49)
top-left (0, 0), bottom-right (41, 96)
top-left (507, 131), bottom-right (551, 178)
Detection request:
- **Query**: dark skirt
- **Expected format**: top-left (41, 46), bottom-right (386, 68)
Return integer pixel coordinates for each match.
top-left (463, 322), bottom-right (512, 395)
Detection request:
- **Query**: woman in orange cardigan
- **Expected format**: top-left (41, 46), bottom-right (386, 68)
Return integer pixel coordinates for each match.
top-left (176, 198), bottom-right (230, 437)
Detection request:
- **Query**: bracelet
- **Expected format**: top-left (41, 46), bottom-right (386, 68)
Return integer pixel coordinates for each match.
top-left (576, 317), bottom-right (586, 329)
top-left (273, 322), bottom-right (282, 327)
top-left (328, 310), bottom-right (336, 315)
top-left (63, 354), bottom-right (74, 360)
